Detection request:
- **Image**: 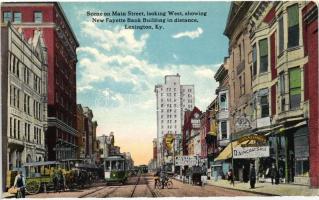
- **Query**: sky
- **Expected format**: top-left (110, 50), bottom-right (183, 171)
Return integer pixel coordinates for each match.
top-left (61, 1), bottom-right (230, 165)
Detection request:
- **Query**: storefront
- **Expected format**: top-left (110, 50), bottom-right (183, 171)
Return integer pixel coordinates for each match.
top-left (269, 124), bottom-right (309, 185)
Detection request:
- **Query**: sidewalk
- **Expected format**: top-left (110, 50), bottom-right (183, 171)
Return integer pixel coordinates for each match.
top-left (207, 179), bottom-right (319, 196)
top-left (1, 192), bottom-right (15, 199)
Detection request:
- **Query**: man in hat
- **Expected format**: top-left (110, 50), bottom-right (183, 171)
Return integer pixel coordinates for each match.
top-left (13, 171), bottom-right (26, 198)
top-left (249, 164), bottom-right (256, 189)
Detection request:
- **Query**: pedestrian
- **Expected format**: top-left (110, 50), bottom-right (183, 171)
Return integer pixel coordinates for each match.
top-left (249, 164), bottom-right (256, 189)
top-left (154, 170), bottom-right (160, 188)
top-left (227, 169), bottom-right (234, 185)
top-left (243, 165), bottom-right (249, 183)
top-left (270, 163), bottom-right (277, 185)
top-left (13, 171), bottom-right (26, 198)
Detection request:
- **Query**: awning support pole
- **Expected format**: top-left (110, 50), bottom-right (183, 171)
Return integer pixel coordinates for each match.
top-left (230, 134), bottom-right (235, 186)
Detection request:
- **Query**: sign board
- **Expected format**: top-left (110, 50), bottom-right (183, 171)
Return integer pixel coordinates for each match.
top-left (257, 117), bottom-right (271, 128)
top-left (235, 115), bottom-right (251, 129)
top-left (164, 133), bottom-right (174, 152)
top-left (233, 146), bottom-right (270, 159)
top-left (175, 156), bottom-right (198, 166)
top-left (191, 119), bottom-right (200, 129)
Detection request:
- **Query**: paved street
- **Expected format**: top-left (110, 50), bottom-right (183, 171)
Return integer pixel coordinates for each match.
top-left (27, 174), bottom-right (260, 198)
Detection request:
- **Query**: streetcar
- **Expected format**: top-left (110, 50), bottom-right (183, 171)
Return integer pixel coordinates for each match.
top-left (104, 155), bottom-right (128, 185)
top-left (139, 165), bottom-right (148, 173)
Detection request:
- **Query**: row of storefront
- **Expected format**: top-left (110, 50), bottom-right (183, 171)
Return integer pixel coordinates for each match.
top-left (209, 1), bottom-right (317, 188)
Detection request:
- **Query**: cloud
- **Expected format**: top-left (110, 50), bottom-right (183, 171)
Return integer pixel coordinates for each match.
top-left (173, 54), bottom-right (178, 60)
top-left (172, 27), bottom-right (204, 39)
top-left (194, 68), bottom-right (215, 78)
top-left (80, 21), bottom-right (149, 54)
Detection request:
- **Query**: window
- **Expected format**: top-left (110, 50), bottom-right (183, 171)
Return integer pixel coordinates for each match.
top-left (24, 94), bottom-right (27, 112)
top-left (287, 4), bottom-right (299, 48)
top-left (240, 73), bottom-right (245, 95)
top-left (279, 72), bottom-right (286, 111)
top-left (17, 120), bottom-right (20, 139)
top-left (220, 121), bottom-right (227, 140)
top-left (252, 44), bottom-right (257, 77)
top-left (289, 67), bottom-right (301, 109)
top-left (219, 93), bottom-right (227, 110)
top-left (34, 11), bottom-right (42, 23)
top-left (13, 12), bottom-right (21, 23)
top-left (27, 96), bottom-right (30, 114)
top-left (3, 12), bottom-right (12, 22)
top-left (17, 90), bottom-right (20, 109)
top-left (28, 124), bottom-right (30, 142)
top-left (278, 15), bottom-right (284, 53)
top-left (10, 85), bottom-right (13, 105)
top-left (10, 117), bottom-right (12, 137)
top-left (279, 72), bottom-right (285, 95)
top-left (260, 92), bottom-right (269, 118)
top-left (295, 159), bottom-right (309, 177)
top-left (14, 119), bottom-right (16, 138)
top-left (259, 39), bottom-right (268, 73)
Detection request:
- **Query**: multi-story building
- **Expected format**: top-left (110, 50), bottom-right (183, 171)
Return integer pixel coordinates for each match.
top-left (182, 107), bottom-right (202, 157)
top-left (199, 112), bottom-right (209, 159)
top-left (1, 22), bottom-right (48, 190)
top-left (302, 2), bottom-right (318, 188)
top-left (214, 58), bottom-right (231, 147)
top-left (248, 1), bottom-right (317, 186)
top-left (206, 97), bottom-right (219, 179)
top-left (1, 2), bottom-right (79, 161)
top-left (82, 106), bottom-right (98, 161)
top-left (220, 1), bottom-right (254, 179)
top-left (155, 74), bottom-right (194, 166)
top-left (97, 132), bottom-right (115, 159)
top-left (76, 104), bottom-right (85, 158)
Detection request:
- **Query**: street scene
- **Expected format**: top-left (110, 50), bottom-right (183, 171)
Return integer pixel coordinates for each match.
top-left (1, 1), bottom-right (319, 198)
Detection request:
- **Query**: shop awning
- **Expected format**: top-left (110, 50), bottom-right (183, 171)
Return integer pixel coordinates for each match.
top-left (214, 140), bottom-right (252, 161)
top-left (278, 121), bottom-right (307, 134)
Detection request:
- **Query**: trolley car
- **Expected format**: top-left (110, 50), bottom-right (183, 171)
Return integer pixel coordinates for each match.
top-left (104, 155), bottom-right (128, 184)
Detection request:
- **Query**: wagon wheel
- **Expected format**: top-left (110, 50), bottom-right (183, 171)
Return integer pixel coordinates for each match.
top-left (166, 180), bottom-right (173, 189)
top-left (26, 180), bottom-right (41, 194)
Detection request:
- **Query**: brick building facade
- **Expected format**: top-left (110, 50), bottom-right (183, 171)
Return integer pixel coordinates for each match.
top-left (1, 2), bottom-right (79, 161)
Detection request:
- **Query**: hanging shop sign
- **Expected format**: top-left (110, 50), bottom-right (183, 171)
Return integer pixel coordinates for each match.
top-left (164, 133), bottom-right (175, 153)
top-left (235, 115), bottom-right (251, 130)
top-left (175, 156), bottom-right (198, 166)
top-left (233, 146), bottom-right (270, 159)
top-left (238, 135), bottom-right (267, 144)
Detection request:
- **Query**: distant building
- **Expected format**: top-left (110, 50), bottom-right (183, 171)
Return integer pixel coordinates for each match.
top-left (155, 74), bottom-right (194, 166)
top-left (182, 107), bottom-right (202, 156)
top-left (76, 104), bottom-right (86, 158)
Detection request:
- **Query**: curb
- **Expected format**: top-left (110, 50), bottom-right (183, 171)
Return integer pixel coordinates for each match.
top-left (173, 178), bottom-right (278, 196)
top-left (206, 183), bottom-right (279, 196)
